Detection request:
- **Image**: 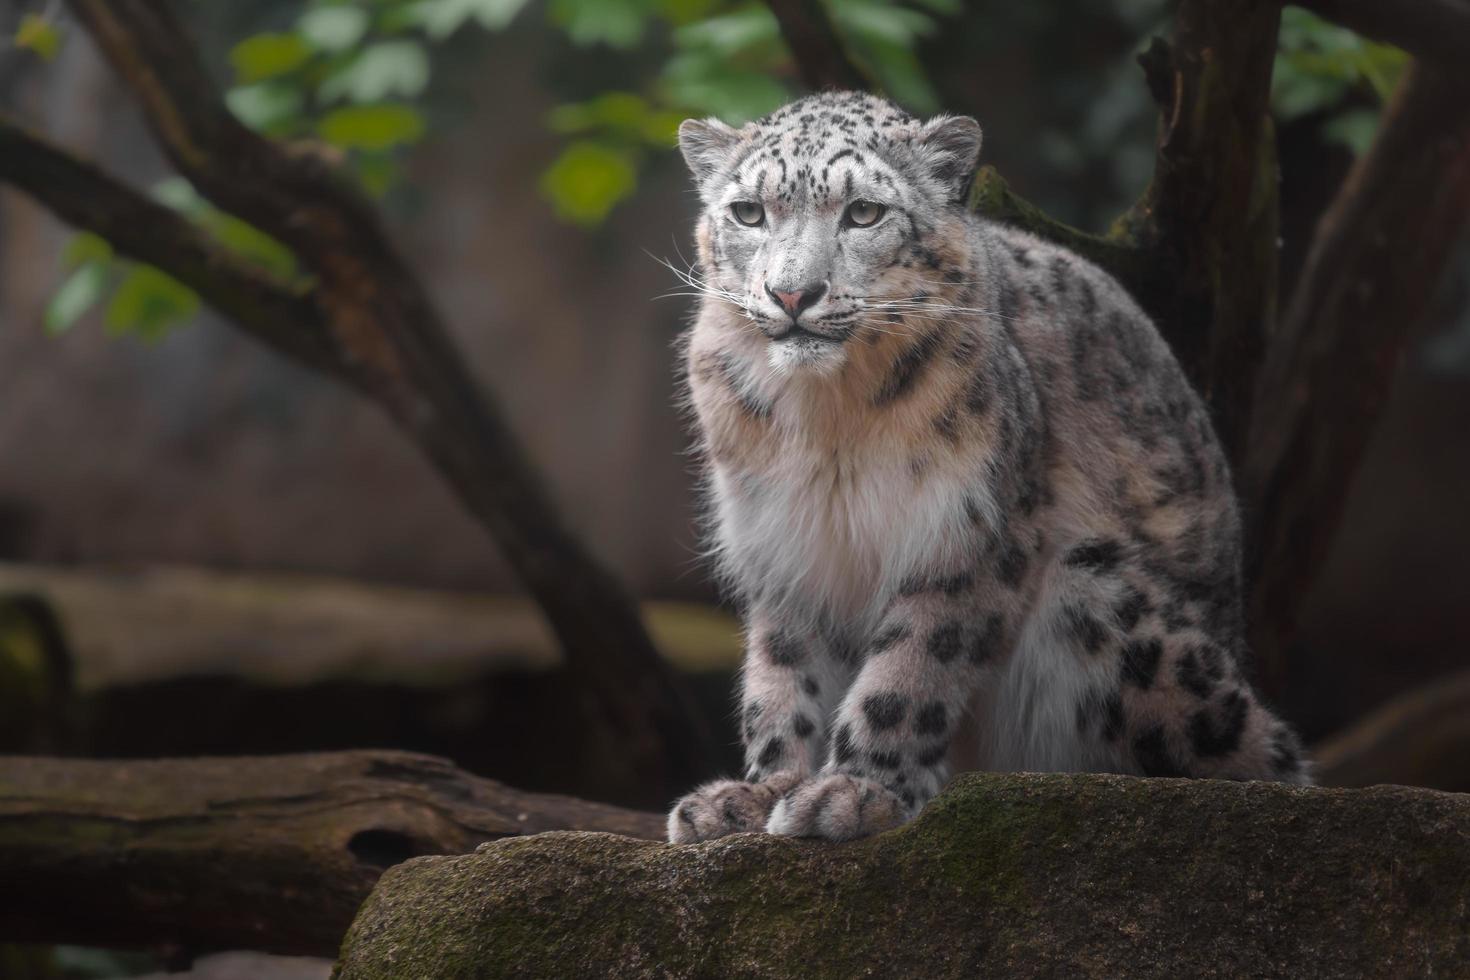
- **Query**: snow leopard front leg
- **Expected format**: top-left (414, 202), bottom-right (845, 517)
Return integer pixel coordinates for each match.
top-left (767, 567), bottom-right (1031, 841)
top-left (666, 609), bottom-right (849, 843)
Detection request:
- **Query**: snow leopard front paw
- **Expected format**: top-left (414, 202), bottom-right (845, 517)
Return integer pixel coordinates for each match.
top-left (764, 773), bottom-right (907, 841)
top-left (666, 770), bottom-right (802, 844)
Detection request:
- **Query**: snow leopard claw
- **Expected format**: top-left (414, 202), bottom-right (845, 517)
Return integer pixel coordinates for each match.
top-left (666, 771), bottom-right (802, 844)
top-left (765, 773), bottom-right (907, 842)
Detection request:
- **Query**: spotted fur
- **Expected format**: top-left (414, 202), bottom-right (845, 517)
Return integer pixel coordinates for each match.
top-left (665, 92), bottom-right (1308, 846)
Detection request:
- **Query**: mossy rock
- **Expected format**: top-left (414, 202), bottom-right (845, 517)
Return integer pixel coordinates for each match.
top-left (334, 772), bottom-right (1469, 979)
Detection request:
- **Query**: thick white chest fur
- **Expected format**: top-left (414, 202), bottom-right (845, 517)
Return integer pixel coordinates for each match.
top-left (712, 425), bottom-right (986, 634)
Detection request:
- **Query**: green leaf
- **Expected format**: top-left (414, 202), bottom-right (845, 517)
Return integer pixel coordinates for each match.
top-left (672, 6), bottom-right (779, 56)
top-left (550, 92), bottom-right (646, 133)
top-left (45, 262), bottom-right (110, 335)
top-left (298, 6), bottom-right (370, 52)
top-left (1272, 67), bottom-right (1349, 121)
top-left (200, 213), bottom-right (297, 280)
top-left (1273, 7), bottom-right (1407, 121)
top-left (140, 178), bottom-right (297, 279)
top-left (1321, 107), bottom-right (1381, 156)
top-left (61, 233), bottom-right (113, 271)
top-left (317, 103), bottom-right (426, 150)
top-left (15, 13), bottom-right (62, 61)
top-left (1356, 42), bottom-right (1409, 101)
top-left (833, 0), bottom-right (936, 47)
top-left (413, 0), bottom-right (533, 38)
top-left (229, 33), bottom-right (313, 83)
top-left (150, 176), bottom-right (204, 214)
top-left (549, 0), bottom-right (656, 49)
top-left (662, 55), bottom-right (789, 122)
top-left (318, 41), bottom-right (431, 103)
top-left (105, 265), bottom-right (200, 341)
top-left (539, 140), bottom-right (638, 226)
top-left (549, 93), bottom-right (686, 148)
top-left (641, 109), bottom-right (686, 147)
top-left (352, 153), bottom-right (402, 198)
top-left (226, 81), bottom-right (305, 134)
top-left (908, 0), bottom-right (962, 13)
top-left (657, 0), bottom-right (718, 26)
top-left (846, 33), bottom-right (938, 114)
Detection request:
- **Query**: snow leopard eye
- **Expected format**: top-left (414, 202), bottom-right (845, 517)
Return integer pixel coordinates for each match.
top-left (844, 200), bottom-right (886, 227)
top-left (730, 201), bottom-right (765, 226)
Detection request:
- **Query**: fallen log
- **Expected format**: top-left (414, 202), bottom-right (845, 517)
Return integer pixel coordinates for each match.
top-left (336, 772), bottom-right (1470, 979)
top-left (0, 563), bottom-right (744, 805)
top-left (0, 562), bottom-right (741, 689)
top-left (0, 751), bottom-right (662, 957)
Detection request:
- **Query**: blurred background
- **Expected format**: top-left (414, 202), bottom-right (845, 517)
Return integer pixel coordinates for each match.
top-left (2, 1), bottom-right (1467, 766)
top-left (0, 2), bottom-right (1468, 969)
top-left (1, 0), bottom-right (1467, 975)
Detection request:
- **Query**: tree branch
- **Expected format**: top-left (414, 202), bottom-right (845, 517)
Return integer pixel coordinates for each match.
top-left (7, 0), bottom-right (718, 791)
top-left (1242, 62), bottom-right (1470, 696)
top-left (0, 115), bottom-right (341, 379)
top-left (766, 0), bottom-right (867, 91)
top-left (1289, 0), bottom-right (1470, 65)
top-left (0, 751), bottom-right (664, 956)
top-left (969, 167), bottom-right (1166, 322)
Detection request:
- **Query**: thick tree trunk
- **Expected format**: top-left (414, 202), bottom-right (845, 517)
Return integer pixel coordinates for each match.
top-left (0, 751), bottom-right (662, 957)
top-left (1121, 0), bottom-right (1283, 458)
top-left (1243, 63), bottom-right (1470, 696)
top-left (336, 772), bottom-right (1470, 979)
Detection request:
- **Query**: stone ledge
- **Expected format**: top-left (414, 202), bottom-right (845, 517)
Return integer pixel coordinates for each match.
top-left (334, 772), bottom-right (1469, 979)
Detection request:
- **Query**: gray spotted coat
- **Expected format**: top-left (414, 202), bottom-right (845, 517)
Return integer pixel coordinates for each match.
top-left (666, 91), bottom-right (1308, 845)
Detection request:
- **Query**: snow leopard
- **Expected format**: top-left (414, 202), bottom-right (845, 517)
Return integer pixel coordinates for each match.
top-left (666, 91), bottom-right (1308, 844)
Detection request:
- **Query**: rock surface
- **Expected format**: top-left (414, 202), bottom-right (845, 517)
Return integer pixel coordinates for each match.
top-left (335, 772), bottom-right (1469, 979)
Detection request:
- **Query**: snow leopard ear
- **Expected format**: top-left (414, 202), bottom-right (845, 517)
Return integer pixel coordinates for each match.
top-left (915, 114), bottom-right (982, 203)
top-left (678, 117), bottom-right (742, 185)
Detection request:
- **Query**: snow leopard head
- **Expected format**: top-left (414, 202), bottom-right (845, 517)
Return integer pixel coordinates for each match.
top-left (679, 91), bottom-right (981, 373)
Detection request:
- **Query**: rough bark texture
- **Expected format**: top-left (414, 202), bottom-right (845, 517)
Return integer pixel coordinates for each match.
top-left (336, 772), bottom-right (1470, 980)
top-left (1243, 63), bottom-right (1470, 696)
top-left (0, 751), bottom-right (663, 957)
top-left (1119, 0), bottom-right (1282, 458)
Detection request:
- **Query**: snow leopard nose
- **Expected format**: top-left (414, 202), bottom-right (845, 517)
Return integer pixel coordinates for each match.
top-left (765, 282), bottom-right (827, 319)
